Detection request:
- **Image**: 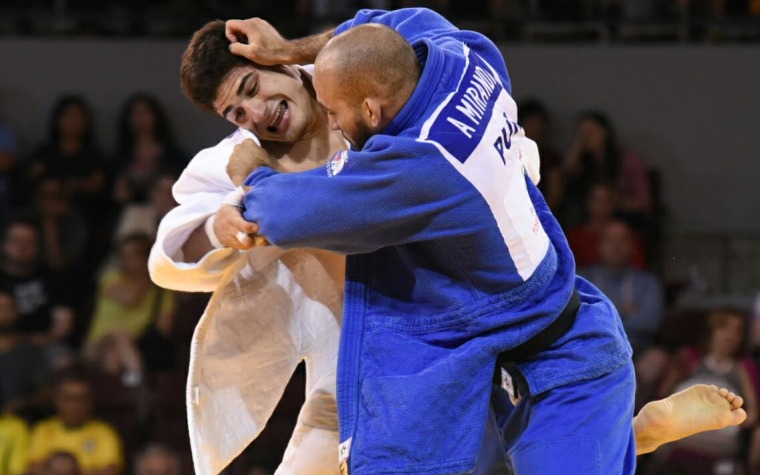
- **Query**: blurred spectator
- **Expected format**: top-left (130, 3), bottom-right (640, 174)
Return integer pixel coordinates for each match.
top-left (566, 183), bottom-right (647, 269)
top-left (112, 172), bottom-right (177, 243)
top-left (28, 370), bottom-right (122, 475)
top-left (44, 451), bottom-right (83, 475)
top-left (25, 95), bottom-right (110, 225)
top-left (578, 219), bottom-right (664, 356)
top-left (653, 308), bottom-right (758, 474)
top-left (517, 98), bottom-right (563, 211)
top-left (0, 289), bottom-right (49, 413)
top-left (0, 411), bottom-right (30, 475)
top-left (23, 95), bottom-right (113, 278)
top-left (133, 443), bottom-right (180, 475)
top-left (562, 110), bottom-right (653, 229)
top-left (0, 217), bottom-right (76, 348)
top-left (0, 120), bottom-right (19, 220)
top-left (21, 175), bottom-right (89, 274)
top-left (112, 93), bottom-right (186, 207)
top-left (85, 233), bottom-right (176, 382)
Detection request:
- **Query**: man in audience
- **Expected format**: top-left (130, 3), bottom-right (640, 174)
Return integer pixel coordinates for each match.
top-left (0, 288), bottom-right (49, 412)
top-left (28, 371), bottom-right (122, 475)
top-left (579, 218), bottom-right (664, 356)
top-left (0, 217), bottom-right (75, 348)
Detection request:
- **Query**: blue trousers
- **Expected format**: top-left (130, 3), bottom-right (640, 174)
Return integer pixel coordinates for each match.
top-left (472, 361), bottom-right (637, 474)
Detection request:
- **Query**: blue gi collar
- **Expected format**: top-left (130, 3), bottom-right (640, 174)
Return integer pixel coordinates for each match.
top-left (381, 38), bottom-right (445, 137)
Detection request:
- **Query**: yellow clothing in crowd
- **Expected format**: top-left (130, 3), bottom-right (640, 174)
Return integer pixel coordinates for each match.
top-left (29, 417), bottom-right (122, 471)
top-left (86, 269), bottom-right (175, 344)
top-left (0, 415), bottom-right (29, 475)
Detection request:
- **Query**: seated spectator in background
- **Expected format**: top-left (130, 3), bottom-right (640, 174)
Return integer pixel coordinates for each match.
top-left (566, 183), bottom-right (647, 269)
top-left (562, 110), bottom-right (653, 229)
top-left (28, 371), bottom-right (122, 475)
top-left (112, 172), bottom-right (177, 243)
top-left (24, 95), bottom-right (109, 226)
top-left (0, 410), bottom-right (30, 475)
top-left (517, 98), bottom-right (563, 211)
top-left (133, 444), bottom-right (180, 475)
top-left (579, 218), bottom-right (664, 356)
top-left (0, 289), bottom-right (50, 413)
top-left (653, 308), bottom-right (759, 474)
top-left (85, 233), bottom-right (176, 384)
top-left (44, 451), bottom-right (82, 475)
top-left (0, 217), bottom-right (76, 349)
top-left (0, 118), bottom-right (19, 219)
top-left (112, 94), bottom-right (186, 207)
top-left (22, 175), bottom-right (89, 274)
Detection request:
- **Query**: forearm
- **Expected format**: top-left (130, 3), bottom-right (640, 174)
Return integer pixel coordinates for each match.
top-left (283, 28), bottom-right (336, 64)
top-left (227, 17), bottom-right (335, 66)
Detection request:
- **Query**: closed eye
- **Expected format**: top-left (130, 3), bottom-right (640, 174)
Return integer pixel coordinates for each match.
top-left (248, 80), bottom-right (259, 97)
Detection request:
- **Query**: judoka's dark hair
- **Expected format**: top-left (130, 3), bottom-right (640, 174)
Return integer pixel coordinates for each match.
top-left (180, 20), bottom-right (252, 115)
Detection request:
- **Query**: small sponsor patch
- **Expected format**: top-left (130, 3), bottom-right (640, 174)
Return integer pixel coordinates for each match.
top-left (501, 367), bottom-right (522, 406)
top-left (327, 150), bottom-right (349, 176)
top-left (339, 437), bottom-right (352, 466)
top-left (339, 437), bottom-right (351, 462)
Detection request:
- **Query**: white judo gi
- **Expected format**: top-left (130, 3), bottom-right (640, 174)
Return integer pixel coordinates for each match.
top-left (148, 128), bottom-right (342, 475)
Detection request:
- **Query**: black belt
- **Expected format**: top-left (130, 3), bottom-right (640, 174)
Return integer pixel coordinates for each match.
top-left (493, 288), bottom-right (580, 390)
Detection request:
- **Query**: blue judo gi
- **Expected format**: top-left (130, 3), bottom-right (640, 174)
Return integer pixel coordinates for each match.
top-left (243, 8), bottom-right (636, 474)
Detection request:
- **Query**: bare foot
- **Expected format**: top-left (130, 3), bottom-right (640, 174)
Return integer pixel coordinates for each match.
top-left (634, 384), bottom-right (747, 455)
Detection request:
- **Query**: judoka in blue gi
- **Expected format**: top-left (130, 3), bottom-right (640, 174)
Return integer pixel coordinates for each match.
top-left (218, 8), bottom-right (746, 474)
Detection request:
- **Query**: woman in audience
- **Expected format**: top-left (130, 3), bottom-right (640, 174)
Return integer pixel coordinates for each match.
top-left (563, 110), bottom-right (653, 228)
top-left (112, 93), bottom-right (186, 207)
top-left (84, 233), bottom-right (175, 386)
top-left (652, 308), bottom-right (759, 474)
top-left (26, 95), bottom-right (109, 224)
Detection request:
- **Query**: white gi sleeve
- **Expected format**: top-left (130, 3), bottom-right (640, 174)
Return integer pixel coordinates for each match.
top-left (148, 128), bottom-right (259, 292)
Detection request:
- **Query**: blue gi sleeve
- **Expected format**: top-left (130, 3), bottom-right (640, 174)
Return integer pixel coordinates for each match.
top-left (335, 8), bottom-right (511, 94)
top-left (242, 146), bottom-right (463, 254)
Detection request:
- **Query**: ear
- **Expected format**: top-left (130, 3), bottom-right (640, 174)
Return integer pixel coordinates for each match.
top-left (363, 97), bottom-right (384, 129)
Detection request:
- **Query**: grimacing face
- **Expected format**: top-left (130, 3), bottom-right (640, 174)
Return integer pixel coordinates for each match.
top-left (214, 65), bottom-right (320, 143)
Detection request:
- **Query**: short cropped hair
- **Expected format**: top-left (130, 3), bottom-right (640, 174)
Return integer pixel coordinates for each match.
top-left (180, 20), bottom-right (251, 115)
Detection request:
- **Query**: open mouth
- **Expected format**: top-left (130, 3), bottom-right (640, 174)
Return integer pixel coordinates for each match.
top-left (267, 101), bottom-right (288, 133)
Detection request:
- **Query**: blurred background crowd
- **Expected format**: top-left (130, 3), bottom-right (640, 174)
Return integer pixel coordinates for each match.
top-left (0, 1), bottom-right (759, 475)
top-left (1, 0), bottom-right (760, 41)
